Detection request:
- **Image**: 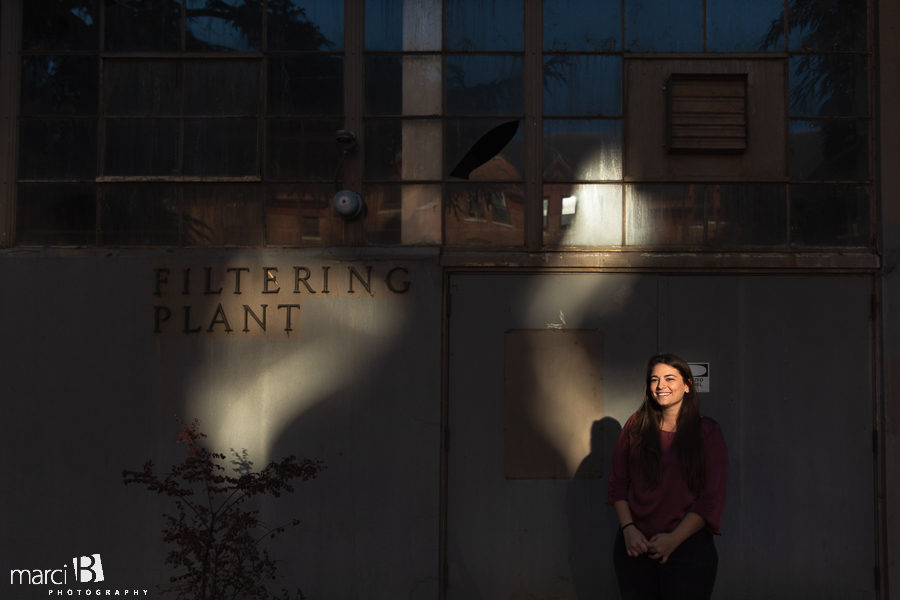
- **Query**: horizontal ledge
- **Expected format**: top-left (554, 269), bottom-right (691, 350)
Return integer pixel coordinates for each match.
top-left (440, 250), bottom-right (880, 272)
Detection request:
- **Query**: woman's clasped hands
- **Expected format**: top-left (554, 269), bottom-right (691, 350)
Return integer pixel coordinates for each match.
top-left (623, 526), bottom-right (680, 564)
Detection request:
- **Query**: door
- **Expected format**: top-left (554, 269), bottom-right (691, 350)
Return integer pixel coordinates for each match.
top-left (446, 272), bottom-right (876, 599)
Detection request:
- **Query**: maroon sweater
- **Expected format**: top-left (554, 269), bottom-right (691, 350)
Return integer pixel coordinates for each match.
top-left (607, 414), bottom-right (728, 537)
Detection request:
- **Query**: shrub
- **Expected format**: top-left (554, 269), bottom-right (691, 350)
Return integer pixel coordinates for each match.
top-left (123, 417), bottom-right (324, 600)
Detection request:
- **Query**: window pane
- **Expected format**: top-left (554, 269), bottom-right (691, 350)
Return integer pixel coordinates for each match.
top-left (446, 0), bottom-right (523, 51)
top-left (268, 56), bottom-right (344, 115)
top-left (543, 119), bottom-right (622, 181)
top-left (446, 56), bottom-right (523, 115)
top-left (446, 119), bottom-right (523, 181)
top-left (21, 56), bottom-right (98, 116)
top-left (104, 61), bottom-right (180, 116)
top-left (625, 0), bottom-right (703, 52)
top-left (387, 184), bottom-right (443, 244)
top-left (17, 183), bottom-right (96, 245)
top-left (182, 184), bottom-right (264, 245)
top-left (626, 184), bottom-right (705, 246)
top-left (366, 0), bottom-right (442, 51)
top-left (707, 0), bottom-right (785, 52)
top-left (268, 0), bottom-right (344, 51)
top-left (365, 120), bottom-right (402, 180)
top-left (19, 119), bottom-right (97, 180)
top-left (99, 185), bottom-right (180, 245)
top-left (185, 61), bottom-right (260, 115)
top-left (789, 0), bottom-right (866, 52)
top-left (791, 184), bottom-right (869, 246)
top-left (706, 184), bottom-right (786, 247)
top-left (626, 184), bottom-right (789, 247)
top-left (543, 0), bottom-right (620, 51)
top-left (790, 55), bottom-right (868, 117)
top-left (104, 119), bottom-right (179, 176)
top-left (184, 119), bottom-right (257, 176)
top-left (789, 119), bottom-right (868, 181)
top-left (266, 119), bottom-right (343, 180)
top-left (365, 56), bottom-right (403, 115)
top-left (402, 56), bottom-right (442, 115)
top-left (362, 184), bottom-right (402, 244)
top-left (366, 0), bottom-right (402, 50)
top-left (543, 55), bottom-right (621, 116)
top-left (23, 0), bottom-right (99, 50)
top-left (105, 0), bottom-right (180, 52)
top-left (365, 119), bottom-right (441, 181)
top-left (445, 184), bottom-right (525, 246)
top-left (543, 183), bottom-right (622, 247)
top-left (186, 0), bottom-right (261, 51)
top-left (265, 184), bottom-right (342, 245)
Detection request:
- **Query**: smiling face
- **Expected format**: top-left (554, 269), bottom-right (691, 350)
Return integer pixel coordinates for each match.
top-left (649, 362), bottom-right (690, 412)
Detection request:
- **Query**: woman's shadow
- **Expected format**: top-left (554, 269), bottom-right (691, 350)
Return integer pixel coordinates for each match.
top-left (566, 416), bottom-right (622, 600)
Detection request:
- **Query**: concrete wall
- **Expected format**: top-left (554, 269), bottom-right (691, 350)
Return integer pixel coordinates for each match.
top-left (0, 248), bottom-right (443, 598)
top-left (447, 272), bottom-right (877, 600)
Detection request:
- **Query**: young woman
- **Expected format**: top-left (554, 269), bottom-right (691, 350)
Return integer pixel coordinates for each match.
top-left (607, 354), bottom-right (728, 600)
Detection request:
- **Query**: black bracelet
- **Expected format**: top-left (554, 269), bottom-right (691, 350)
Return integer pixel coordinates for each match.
top-left (621, 522), bottom-right (635, 532)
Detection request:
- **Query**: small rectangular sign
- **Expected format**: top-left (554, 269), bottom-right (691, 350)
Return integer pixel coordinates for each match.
top-left (689, 362), bottom-right (710, 393)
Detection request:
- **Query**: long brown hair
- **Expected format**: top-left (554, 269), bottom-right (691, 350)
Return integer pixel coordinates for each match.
top-left (630, 353), bottom-right (705, 492)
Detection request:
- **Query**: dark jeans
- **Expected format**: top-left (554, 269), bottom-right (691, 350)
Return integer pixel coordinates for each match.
top-left (613, 528), bottom-right (718, 600)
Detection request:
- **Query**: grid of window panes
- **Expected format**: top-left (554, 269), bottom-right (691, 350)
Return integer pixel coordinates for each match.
top-left (15, 0), bottom-right (871, 249)
top-left (17, 0), bottom-right (346, 246)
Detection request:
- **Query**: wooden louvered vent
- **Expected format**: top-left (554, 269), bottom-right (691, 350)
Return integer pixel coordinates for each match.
top-left (666, 74), bottom-right (748, 153)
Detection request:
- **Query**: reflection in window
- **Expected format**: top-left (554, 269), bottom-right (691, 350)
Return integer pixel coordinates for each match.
top-left (445, 184), bottom-right (525, 246)
top-left (182, 184), bottom-right (264, 246)
top-left (446, 56), bottom-right (524, 116)
top-left (366, 0), bottom-right (442, 51)
top-left (789, 120), bottom-right (868, 181)
top-left (105, 0), bottom-right (180, 52)
top-left (544, 184), bottom-right (621, 247)
top-left (23, 0), bottom-right (98, 51)
top-left (788, 0), bottom-right (867, 52)
top-left (543, 120), bottom-right (622, 181)
top-left (265, 185), bottom-right (340, 245)
top-left (20, 56), bottom-right (98, 115)
top-left (445, 0), bottom-right (523, 51)
top-left (446, 119), bottom-right (523, 181)
top-left (266, 119), bottom-right (344, 181)
top-left (267, 0), bottom-right (343, 50)
top-left (543, 0), bottom-right (620, 51)
top-left (99, 185), bottom-right (181, 245)
top-left (790, 55), bottom-right (868, 117)
top-left (791, 184), bottom-right (869, 246)
top-left (186, 0), bottom-right (261, 51)
top-left (543, 56), bottom-right (621, 117)
top-left (626, 184), bottom-right (788, 247)
top-left (706, 0), bottom-right (785, 51)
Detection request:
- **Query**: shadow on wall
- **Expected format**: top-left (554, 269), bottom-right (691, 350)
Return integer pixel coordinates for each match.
top-left (567, 416), bottom-right (623, 600)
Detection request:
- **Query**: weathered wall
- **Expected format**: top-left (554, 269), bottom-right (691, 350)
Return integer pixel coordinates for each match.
top-left (0, 248), bottom-right (443, 598)
top-left (447, 272), bottom-right (876, 600)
